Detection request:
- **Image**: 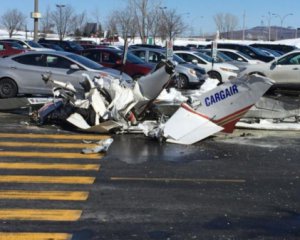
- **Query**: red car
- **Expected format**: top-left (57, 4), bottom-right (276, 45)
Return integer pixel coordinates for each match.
top-left (81, 48), bottom-right (154, 79)
top-left (0, 41), bottom-right (27, 57)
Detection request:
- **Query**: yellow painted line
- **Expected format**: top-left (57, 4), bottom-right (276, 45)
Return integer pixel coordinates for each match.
top-left (0, 175), bottom-right (95, 184)
top-left (0, 141), bottom-right (98, 149)
top-left (0, 190), bottom-right (89, 201)
top-left (0, 162), bottom-right (100, 171)
top-left (0, 209), bottom-right (82, 221)
top-left (110, 177), bottom-right (246, 183)
top-left (0, 151), bottom-right (102, 159)
top-left (0, 232), bottom-right (72, 240)
top-left (0, 133), bottom-right (109, 140)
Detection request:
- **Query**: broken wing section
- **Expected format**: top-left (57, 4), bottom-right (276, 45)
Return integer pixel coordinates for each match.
top-left (163, 103), bottom-right (223, 145)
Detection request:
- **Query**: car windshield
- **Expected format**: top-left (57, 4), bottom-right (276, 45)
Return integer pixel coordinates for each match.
top-left (235, 51), bottom-right (255, 60)
top-left (194, 52), bottom-right (214, 63)
top-left (115, 51), bottom-right (145, 64)
top-left (25, 40), bottom-right (45, 48)
top-left (67, 53), bottom-right (104, 70)
top-left (10, 42), bottom-right (25, 50)
top-left (248, 45), bottom-right (270, 56)
top-left (173, 54), bottom-right (185, 63)
top-left (69, 41), bottom-right (84, 50)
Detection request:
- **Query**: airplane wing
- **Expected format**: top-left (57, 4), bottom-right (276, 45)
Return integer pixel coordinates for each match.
top-left (164, 103), bottom-right (224, 145)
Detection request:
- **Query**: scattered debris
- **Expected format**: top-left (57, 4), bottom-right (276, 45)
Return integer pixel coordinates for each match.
top-left (31, 63), bottom-right (274, 145)
top-left (82, 138), bottom-right (114, 154)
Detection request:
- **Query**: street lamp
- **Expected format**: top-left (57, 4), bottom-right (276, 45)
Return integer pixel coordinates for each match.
top-left (272, 13), bottom-right (293, 40)
top-left (56, 4), bottom-right (66, 40)
top-left (31, 0), bottom-right (41, 41)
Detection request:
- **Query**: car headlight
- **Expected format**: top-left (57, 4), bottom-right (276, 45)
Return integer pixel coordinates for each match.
top-left (189, 69), bottom-right (197, 76)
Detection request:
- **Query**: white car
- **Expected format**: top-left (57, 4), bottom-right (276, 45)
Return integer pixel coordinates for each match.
top-left (217, 49), bottom-right (264, 65)
top-left (174, 50), bottom-right (239, 83)
top-left (239, 50), bottom-right (300, 85)
top-left (0, 39), bottom-right (54, 51)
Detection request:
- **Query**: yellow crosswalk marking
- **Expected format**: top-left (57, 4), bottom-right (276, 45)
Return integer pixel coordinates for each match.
top-left (0, 232), bottom-right (72, 240)
top-left (0, 151), bottom-right (102, 159)
top-left (0, 133), bottom-right (108, 140)
top-left (0, 175), bottom-right (95, 184)
top-left (0, 190), bottom-right (89, 201)
top-left (0, 162), bottom-right (100, 171)
top-left (0, 141), bottom-right (98, 149)
top-left (0, 209), bottom-right (82, 221)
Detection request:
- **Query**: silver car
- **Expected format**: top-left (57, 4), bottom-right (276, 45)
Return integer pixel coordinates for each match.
top-left (239, 50), bottom-right (300, 85)
top-left (129, 47), bottom-right (207, 89)
top-left (0, 51), bottom-right (132, 98)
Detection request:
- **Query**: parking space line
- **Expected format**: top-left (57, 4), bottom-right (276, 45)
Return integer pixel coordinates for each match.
top-left (110, 177), bottom-right (246, 183)
top-left (0, 175), bottom-right (95, 184)
top-left (0, 151), bottom-right (103, 159)
top-left (0, 141), bottom-right (98, 149)
top-left (0, 162), bottom-right (100, 171)
top-left (0, 190), bottom-right (89, 201)
top-left (0, 133), bottom-right (109, 140)
top-left (0, 232), bottom-right (72, 240)
top-left (0, 209), bottom-right (82, 221)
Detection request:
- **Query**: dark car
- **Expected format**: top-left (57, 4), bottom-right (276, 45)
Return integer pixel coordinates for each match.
top-left (79, 44), bottom-right (109, 50)
top-left (205, 43), bottom-right (274, 62)
top-left (81, 48), bottom-right (154, 79)
top-left (39, 43), bottom-right (65, 51)
top-left (128, 44), bottom-right (164, 50)
top-left (38, 39), bottom-right (84, 54)
top-left (0, 41), bottom-right (27, 57)
top-left (250, 43), bottom-right (297, 54)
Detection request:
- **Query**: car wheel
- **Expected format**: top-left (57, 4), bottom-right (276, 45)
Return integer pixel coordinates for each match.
top-left (208, 71), bottom-right (222, 84)
top-left (174, 74), bottom-right (189, 89)
top-left (0, 78), bottom-right (18, 98)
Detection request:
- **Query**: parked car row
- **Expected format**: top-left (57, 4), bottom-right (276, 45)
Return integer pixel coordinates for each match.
top-left (0, 37), bottom-right (299, 99)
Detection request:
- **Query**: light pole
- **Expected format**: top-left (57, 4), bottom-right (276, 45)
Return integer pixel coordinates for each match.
top-left (56, 4), bottom-right (65, 40)
top-left (272, 13), bottom-right (293, 40)
top-left (31, 0), bottom-right (41, 41)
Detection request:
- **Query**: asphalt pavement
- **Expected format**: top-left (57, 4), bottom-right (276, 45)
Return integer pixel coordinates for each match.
top-left (0, 110), bottom-right (299, 240)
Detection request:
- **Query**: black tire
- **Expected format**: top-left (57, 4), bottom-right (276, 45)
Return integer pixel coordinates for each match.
top-left (174, 74), bottom-right (189, 89)
top-left (208, 71), bottom-right (222, 83)
top-left (0, 78), bottom-right (18, 98)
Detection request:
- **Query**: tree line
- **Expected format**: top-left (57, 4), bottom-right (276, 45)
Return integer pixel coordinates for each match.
top-left (0, 0), bottom-right (240, 43)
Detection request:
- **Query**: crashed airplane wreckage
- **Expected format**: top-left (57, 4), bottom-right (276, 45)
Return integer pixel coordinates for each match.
top-left (31, 60), bottom-right (274, 145)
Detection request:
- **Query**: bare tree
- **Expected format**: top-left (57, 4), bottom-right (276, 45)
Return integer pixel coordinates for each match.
top-left (105, 14), bottom-right (118, 41)
top-left (214, 12), bottom-right (239, 39)
top-left (112, 6), bottom-right (135, 45)
top-left (1, 9), bottom-right (26, 38)
top-left (70, 11), bottom-right (87, 37)
top-left (130, 0), bottom-right (161, 43)
top-left (51, 5), bottom-right (74, 40)
top-left (159, 8), bottom-right (185, 41)
top-left (41, 6), bottom-right (53, 36)
top-left (214, 13), bottom-right (226, 38)
top-left (224, 13), bottom-right (239, 39)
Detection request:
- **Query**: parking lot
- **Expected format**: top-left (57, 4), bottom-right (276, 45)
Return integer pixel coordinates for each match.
top-left (0, 110), bottom-right (299, 240)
